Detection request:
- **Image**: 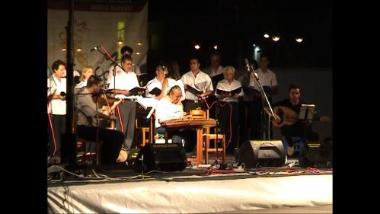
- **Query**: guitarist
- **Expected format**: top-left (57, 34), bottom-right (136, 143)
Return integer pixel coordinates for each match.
top-left (76, 75), bottom-right (124, 165)
top-left (272, 84), bottom-right (319, 156)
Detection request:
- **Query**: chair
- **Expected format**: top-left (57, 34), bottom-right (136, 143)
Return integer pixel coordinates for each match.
top-left (135, 119), bottom-right (150, 147)
top-left (202, 109), bottom-right (226, 164)
top-left (76, 138), bottom-right (97, 165)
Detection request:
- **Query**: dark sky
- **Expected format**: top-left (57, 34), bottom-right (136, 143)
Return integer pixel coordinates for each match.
top-left (148, 0), bottom-right (332, 69)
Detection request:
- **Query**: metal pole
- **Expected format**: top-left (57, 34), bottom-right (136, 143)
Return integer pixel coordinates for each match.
top-left (62, 0), bottom-right (77, 169)
top-left (66, 0), bottom-right (74, 135)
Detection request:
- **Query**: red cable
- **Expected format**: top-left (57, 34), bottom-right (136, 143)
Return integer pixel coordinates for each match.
top-left (47, 113), bottom-right (57, 156)
top-left (116, 105), bottom-right (124, 132)
top-left (208, 100), bottom-right (234, 150)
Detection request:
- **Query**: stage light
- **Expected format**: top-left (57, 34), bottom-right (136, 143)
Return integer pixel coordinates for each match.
top-left (117, 40), bottom-right (123, 45)
top-left (252, 43), bottom-right (256, 47)
top-left (213, 45), bottom-right (218, 50)
top-left (194, 44), bottom-right (200, 50)
top-left (136, 52), bottom-right (140, 55)
top-left (264, 34), bottom-right (270, 38)
top-left (76, 48), bottom-right (82, 52)
top-left (272, 36), bottom-right (280, 42)
top-left (61, 48), bottom-right (66, 52)
top-left (137, 42), bottom-right (142, 46)
top-left (296, 37), bottom-right (303, 43)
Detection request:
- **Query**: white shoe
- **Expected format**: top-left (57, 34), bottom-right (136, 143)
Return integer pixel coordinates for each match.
top-left (116, 149), bottom-right (128, 163)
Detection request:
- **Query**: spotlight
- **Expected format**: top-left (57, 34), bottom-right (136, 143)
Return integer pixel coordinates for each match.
top-left (272, 36), bottom-right (280, 42)
top-left (194, 44), bottom-right (200, 50)
top-left (76, 48), bottom-right (82, 52)
top-left (117, 40), bottom-right (123, 45)
top-left (213, 45), bottom-right (218, 50)
top-left (295, 37), bottom-right (303, 43)
top-left (136, 52), bottom-right (140, 55)
top-left (137, 42), bottom-right (142, 46)
top-left (264, 34), bottom-right (270, 38)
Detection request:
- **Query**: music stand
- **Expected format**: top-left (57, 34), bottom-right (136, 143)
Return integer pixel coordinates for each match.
top-left (298, 104), bottom-right (315, 123)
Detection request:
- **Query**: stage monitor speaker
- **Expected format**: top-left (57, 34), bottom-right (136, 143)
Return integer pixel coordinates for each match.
top-left (133, 143), bottom-right (187, 172)
top-left (239, 140), bottom-right (286, 168)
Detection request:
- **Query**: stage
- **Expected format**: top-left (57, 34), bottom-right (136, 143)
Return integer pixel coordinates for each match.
top-left (47, 166), bottom-right (332, 213)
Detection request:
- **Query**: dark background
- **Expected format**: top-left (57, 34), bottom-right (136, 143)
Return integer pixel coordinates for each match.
top-left (148, 0), bottom-right (332, 70)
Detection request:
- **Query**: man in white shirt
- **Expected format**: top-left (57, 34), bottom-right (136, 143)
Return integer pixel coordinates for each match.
top-left (75, 66), bottom-right (94, 89)
top-left (248, 55), bottom-right (278, 139)
top-left (204, 52), bottom-right (224, 78)
top-left (215, 66), bottom-right (244, 154)
top-left (249, 55), bottom-right (278, 97)
top-left (107, 54), bottom-right (139, 153)
top-left (181, 56), bottom-right (213, 112)
top-left (146, 65), bottom-right (186, 101)
top-left (108, 46), bottom-right (141, 85)
top-left (47, 60), bottom-right (67, 161)
top-left (145, 65), bottom-right (167, 99)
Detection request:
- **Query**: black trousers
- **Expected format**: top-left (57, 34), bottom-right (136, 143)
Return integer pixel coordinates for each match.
top-left (250, 96), bottom-right (273, 140)
top-left (77, 125), bottom-right (124, 164)
top-left (218, 102), bottom-right (239, 154)
top-left (281, 123), bottom-right (319, 146)
top-left (115, 101), bottom-right (136, 150)
top-left (48, 114), bottom-right (66, 157)
top-left (182, 100), bottom-right (206, 152)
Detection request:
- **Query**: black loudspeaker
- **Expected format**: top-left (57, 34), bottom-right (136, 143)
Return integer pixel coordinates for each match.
top-left (299, 140), bottom-right (332, 168)
top-left (132, 143), bottom-right (187, 172)
top-left (239, 140), bottom-right (286, 168)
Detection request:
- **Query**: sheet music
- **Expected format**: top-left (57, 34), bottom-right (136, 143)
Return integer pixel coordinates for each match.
top-left (194, 81), bottom-right (207, 91)
top-left (136, 96), bottom-right (159, 109)
top-left (299, 104), bottom-right (315, 120)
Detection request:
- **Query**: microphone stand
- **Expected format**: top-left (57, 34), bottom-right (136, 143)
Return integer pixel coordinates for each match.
top-left (94, 45), bottom-right (125, 72)
top-left (93, 45), bottom-right (125, 92)
top-left (249, 65), bottom-right (276, 140)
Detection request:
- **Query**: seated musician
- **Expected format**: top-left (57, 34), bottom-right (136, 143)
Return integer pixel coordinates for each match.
top-left (215, 66), bottom-right (244, 154)
top-left (272, 84), bottom-right (320, 156)
top-left (76, 75), bottom-right (125, 165)
top-left (155, 85), bottom-right (190, 144)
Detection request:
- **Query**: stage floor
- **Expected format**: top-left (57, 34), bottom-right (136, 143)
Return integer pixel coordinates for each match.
top-left (48, 166), bottom-right (332, 213)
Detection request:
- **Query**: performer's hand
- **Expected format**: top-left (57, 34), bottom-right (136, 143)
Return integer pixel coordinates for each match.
top-left (199, 93), bottom-right (209, 99)
top-left (58, 94), bottom-right (65, 100)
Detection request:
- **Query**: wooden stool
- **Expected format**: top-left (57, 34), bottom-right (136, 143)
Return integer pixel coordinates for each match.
top-left (76, 138), bottom-right (97, 165)
top-left (203, 133), bottom-right (226, 164)
top-left (135, 119), bottom-right (151, 146)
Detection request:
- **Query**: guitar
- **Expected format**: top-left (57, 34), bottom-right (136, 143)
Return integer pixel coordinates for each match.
top-left (265, 106), bottom-right (330, 128)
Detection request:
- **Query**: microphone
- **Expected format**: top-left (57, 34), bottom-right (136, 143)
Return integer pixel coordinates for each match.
top-left (244, 58), bottom-right (259, 80)
top-left (90, 46), bottom-right (99, 52)
top-left (244, 58), bottom-right (251, 72)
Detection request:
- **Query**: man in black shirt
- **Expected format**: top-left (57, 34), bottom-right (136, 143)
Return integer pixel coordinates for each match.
top-left (76, 75), bottom-right (124, 165)
top-left (272, 84), bottom-right (319, 155)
